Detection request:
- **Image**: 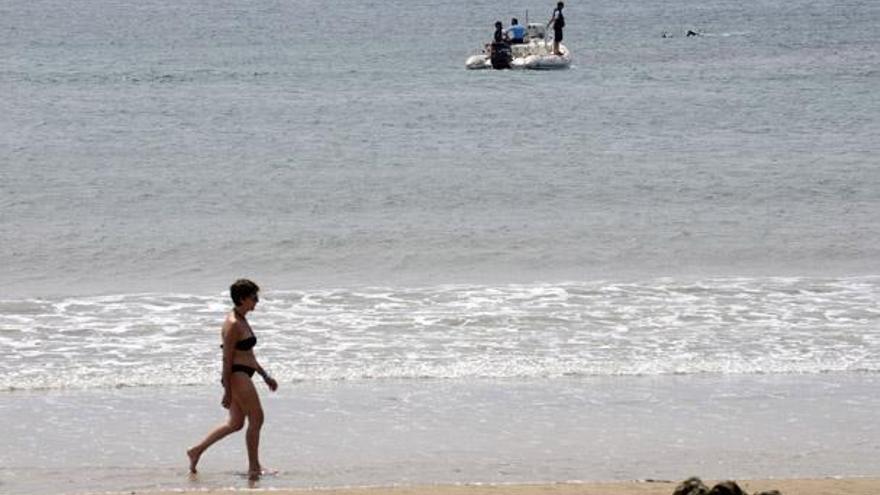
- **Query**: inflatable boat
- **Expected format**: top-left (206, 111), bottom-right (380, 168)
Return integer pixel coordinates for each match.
top-left (465, 23), bottom-right (571, 70)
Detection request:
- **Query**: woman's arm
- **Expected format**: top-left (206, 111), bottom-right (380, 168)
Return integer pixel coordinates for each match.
top-left (255, 362), bottom-right (278, 391)
top-left (220, 319), bottom-right (238, 407)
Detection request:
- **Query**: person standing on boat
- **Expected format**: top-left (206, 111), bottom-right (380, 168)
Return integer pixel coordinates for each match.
top-left (506, 18), bottom-right (526, 44)
top-left (547, 1), bottom-right (565, 56)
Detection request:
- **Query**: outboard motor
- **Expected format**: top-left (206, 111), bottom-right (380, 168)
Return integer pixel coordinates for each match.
top-left (490, 41), bottom-right (512, 69)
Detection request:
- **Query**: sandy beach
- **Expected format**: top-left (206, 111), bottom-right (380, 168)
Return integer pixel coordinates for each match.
top-left (141, 479), bottom-right (880, 495)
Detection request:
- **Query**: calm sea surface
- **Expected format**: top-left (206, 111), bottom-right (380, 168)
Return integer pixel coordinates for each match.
top-left (1, 0), bottom-right (879, 493)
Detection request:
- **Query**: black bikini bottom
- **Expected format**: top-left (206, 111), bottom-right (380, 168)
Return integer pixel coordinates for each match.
top-left (230, 364), bottom-right (256, 377)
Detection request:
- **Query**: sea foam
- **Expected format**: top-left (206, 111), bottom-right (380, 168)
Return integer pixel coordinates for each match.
top-left (1, 277), bottom-right (878, 391)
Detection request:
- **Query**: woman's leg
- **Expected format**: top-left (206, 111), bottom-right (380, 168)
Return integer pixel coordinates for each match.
top-left (229, 373), bottom-right (265, 479)
top-left (245, 404), bottom-right (264, 479)
top-left (187, 393), bottom-right (245, 473)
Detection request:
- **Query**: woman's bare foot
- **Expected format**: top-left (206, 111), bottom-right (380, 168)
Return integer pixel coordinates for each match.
top-left (187, 447), bottom-right (201, 473)
top-left (247, 468), bottom-right (262, 481)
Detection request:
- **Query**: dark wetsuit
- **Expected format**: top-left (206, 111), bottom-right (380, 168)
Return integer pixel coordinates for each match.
top-left (552, 9), bottom-right (565, 42)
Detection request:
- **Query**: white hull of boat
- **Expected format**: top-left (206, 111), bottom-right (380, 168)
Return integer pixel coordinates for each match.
top-left (465, 42), bottom-right (571, 70)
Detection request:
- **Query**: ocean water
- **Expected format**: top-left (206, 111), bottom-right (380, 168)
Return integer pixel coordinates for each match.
top-left (1, 0), bottom-right (879, 493)
top-left (3, 0), bottom-right (878, 294)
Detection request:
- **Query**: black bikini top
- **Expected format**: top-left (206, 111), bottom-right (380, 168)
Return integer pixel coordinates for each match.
top-left (235, 334), bottom-right (257, 351)
top-left (222, 310), bottom-right (257, 351)
top-left (221, 333), bottom-right (256, 351)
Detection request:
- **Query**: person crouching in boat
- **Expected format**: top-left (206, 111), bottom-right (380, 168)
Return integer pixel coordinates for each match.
top-left (493, 20), bottom-right (505, 44)
top-left (484, 21), bottom-right (503, 55)
top-left (488, 20), bottom-right (512, 69)
top-left (506, 18), bottom-right (526, 44)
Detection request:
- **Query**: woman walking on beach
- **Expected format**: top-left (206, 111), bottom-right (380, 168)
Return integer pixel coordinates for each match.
top-left (188, 279), bottom-right (278, 480)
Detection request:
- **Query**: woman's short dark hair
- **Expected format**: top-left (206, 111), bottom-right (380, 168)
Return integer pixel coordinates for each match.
top-left (230, 279), bottom-right (260, 306)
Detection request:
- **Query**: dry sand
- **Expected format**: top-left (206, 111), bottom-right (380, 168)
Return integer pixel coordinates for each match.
top-left (144, 478), bottom-right (880, 495)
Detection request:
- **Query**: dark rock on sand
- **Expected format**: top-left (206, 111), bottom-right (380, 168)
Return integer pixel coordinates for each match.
top-left (674, 477), bottom-right (782, 495)
top-left (673, 477), bottom-right (710, 495)
top-left (707, 481), bottom-right (747, 495)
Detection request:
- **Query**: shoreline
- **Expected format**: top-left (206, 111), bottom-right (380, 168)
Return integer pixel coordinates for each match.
top-left (131, 478), bottom-right (880, 495)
